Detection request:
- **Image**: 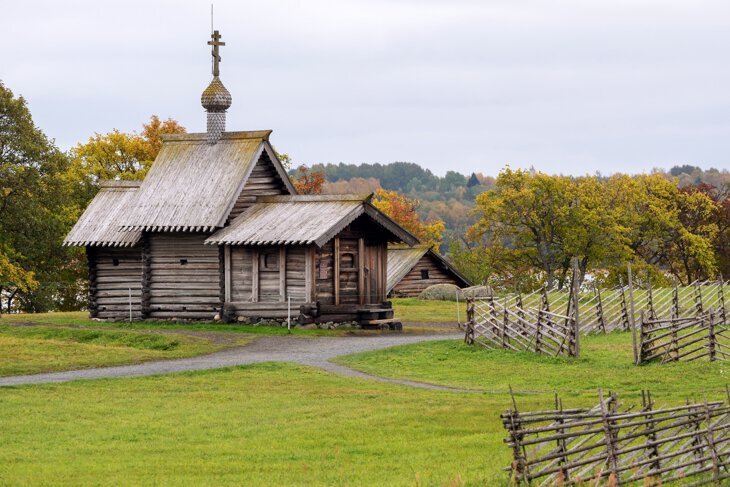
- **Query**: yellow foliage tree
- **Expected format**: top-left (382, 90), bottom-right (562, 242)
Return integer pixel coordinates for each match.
top-left (371, 189), bottom-right (445, 249)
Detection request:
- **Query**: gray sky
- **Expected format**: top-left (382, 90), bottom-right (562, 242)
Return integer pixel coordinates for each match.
top-left (2, 0), bottom-right (730, 176)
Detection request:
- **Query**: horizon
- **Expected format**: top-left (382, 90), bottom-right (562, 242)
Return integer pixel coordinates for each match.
top-left (3, 0), bottom-right (730, 177)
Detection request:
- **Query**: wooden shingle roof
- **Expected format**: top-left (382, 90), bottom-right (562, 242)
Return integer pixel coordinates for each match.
top-left (205, 195), bottom-right (420, 247)
top-left (386, 244), bottom-right (472, 293)
top-left (118, 131), bottom-right (294, 232)
top-left (63, 181), bottom-right (142, 247)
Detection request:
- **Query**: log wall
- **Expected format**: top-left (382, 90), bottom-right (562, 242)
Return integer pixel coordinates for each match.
top-left (92, 246), bottom-right (143, 320)
top-left (227, 151), bottom-right (290, 223)
top-left (391, 254), bottom-right (463, 297)
top-left (229, 245), bottom-right (308, 317)
top-left (148, 233), bottom-right (220, 319)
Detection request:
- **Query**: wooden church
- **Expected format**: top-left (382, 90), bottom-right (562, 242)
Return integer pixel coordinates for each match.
top-left (64, 31), bottom-right (418, 326)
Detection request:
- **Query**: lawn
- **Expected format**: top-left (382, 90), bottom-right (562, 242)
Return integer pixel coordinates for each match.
top-left (335, 332), bottom-right (730, 402)
top-left (390, 297), bottom-right (464, 324)
top-left (0, 311), bottom-right (341, 336)
top-left (0, 363), bottom-right (504, 486)
top-left (1, 324), bottom-right (728, 484)
top-left (0, 324), bottom-right (241, 377)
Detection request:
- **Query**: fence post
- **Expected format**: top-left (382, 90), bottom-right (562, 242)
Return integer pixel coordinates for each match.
top-left (708, 311), bottom-right (716, 362)
top-left (501, 296), bottom-right (508, 349)
top-left (628, 264), bottom-right (639, 365)
top-left (598, 389), bottom-right (621, 485)
top-left (695, 281), bottom-right (704, 316)
top-left (703, 396), bottom-right (721, 484)
top-left (128, 287), bottom-right (132, 322)
top-left (506, 386), bottom-right (529, 484)
top-left (555, 393), bottom-right (569, 483)
top-left (571, 258), bottom-right (581, 357)
top-left (719, 276), bottom-right (726, 325)
top-left (647, 279), bottom-right (657, 320)
top-left (464, 298), bottom-right (475, 344)
top-left (595, 282), bottom-right (606, 334)
top-left (535, 310), bottom-right (543, 354)
top-left (642, 390), bottom-right (661, 476)
top-left (672, 285), bottom-right (680, 319)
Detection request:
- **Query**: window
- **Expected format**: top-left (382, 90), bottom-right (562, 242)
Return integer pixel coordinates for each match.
top-left (112, 259), bottom-right (120, 267)
top-left (421, 269), bottom-right (429, 280)
top-left (180, 259), bottom-right (188, 265)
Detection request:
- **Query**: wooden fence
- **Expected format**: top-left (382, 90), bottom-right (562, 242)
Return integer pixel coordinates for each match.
top-left (639, 311), bottom-right (730, 364)
top-left (468, 279), bottom-right (728, 337)
top-left (464, 297), bottom-right (579, 357)
top-left (502, 388), bottom-right (730, 486)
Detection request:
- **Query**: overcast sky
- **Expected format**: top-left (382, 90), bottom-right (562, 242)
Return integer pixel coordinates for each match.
top-left (2, 0), bottom-right (730, 176)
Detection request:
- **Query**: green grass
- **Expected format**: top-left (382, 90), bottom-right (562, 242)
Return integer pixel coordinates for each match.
top-left (0, 325), bottom-right (236, 377)
top-left (0, 311), bottom-right (341, 335)
top-left (0, 363), bottom-right (505, 486)
top-left (390, 298), bottom-right (464, 323)
top-left (335, 332), bottom-right (730, 401)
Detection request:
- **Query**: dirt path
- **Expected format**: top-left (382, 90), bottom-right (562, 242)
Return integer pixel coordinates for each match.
top-left (0, 333), bottom-right (481, 391)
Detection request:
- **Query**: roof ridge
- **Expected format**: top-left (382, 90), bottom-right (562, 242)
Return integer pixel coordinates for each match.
top-left (259, 194), bottom-right (371, 203)
top-left (161, 130), bottom-right (272, 142)
top-left (99, 180), bottom-right (142, 189)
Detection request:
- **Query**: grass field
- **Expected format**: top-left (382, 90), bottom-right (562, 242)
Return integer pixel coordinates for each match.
top-left (336, 332), bottom-right (729, 401)
top-left (0, 363), bottom-right (501, 486)
top-left (4, 301), bottom-right (724, 484)
top-left (0, 324), bottom-right (243, 377)
top-left (391, 298), bottom-right (465, 323)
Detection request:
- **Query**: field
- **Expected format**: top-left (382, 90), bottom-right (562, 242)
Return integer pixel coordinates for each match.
top-left (0, 300), bottom-right (727, 485)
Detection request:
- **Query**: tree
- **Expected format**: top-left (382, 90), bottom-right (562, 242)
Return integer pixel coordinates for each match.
top-left (371, 189), bottom-right (444, 248)
top-left (67, 115), bottom-right (186, 205)
top-left (0, 82), bottom-right (73, 312)
top-left (292, 165), bottom-right (325, 194)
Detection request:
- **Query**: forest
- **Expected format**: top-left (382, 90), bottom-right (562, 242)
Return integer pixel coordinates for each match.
top-left (1, 79), bottom-right (729, 312)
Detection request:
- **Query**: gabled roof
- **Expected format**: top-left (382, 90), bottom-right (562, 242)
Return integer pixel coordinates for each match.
top-left (118, 131), bottom-right (294, 232)
top-left (205, 194), bottom-right (420, 247)
top-left (63, 181), bottom-right (142, 247)
top-left (386, 244), bottom-right (472, 293)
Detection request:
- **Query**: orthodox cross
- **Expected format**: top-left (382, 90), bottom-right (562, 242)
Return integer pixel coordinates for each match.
top-left (208, 30), bottom-right (225, 77)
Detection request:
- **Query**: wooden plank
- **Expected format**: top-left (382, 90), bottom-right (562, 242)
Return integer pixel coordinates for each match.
top-left (252, 248), bottom-right (259, 302)
top-left (224, 245), bottom-right (231, 302)
top-left (358, 237), bottom-right (365, 305)
top-left (305, 246), bottom-right (313, 302)
top-left (334, 237), bottom-right (340, 305)
top-left (279, 246), bottom-right (286, 302)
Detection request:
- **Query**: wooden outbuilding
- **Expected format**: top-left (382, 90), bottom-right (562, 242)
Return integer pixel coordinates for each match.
top-left (386, 245), bottom-right (471, 297)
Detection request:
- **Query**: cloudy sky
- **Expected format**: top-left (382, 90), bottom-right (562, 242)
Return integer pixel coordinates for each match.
top-left (2, 0), bottom-right (730, 176)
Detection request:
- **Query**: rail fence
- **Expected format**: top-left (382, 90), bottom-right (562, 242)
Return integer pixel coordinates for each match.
top-left (639, 311), bottom-right (730, 364)
top-left (502, 388), bottom-right (730, 486)
top-left (465, 293), bottom-right (579, 357)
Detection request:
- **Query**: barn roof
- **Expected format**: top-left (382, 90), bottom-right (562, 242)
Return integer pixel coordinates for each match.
top-left (118, 131), bottom-right (294, 232)
top-left (386, 244), bottom-right (472, 293)
top-left (205, 194), bottom-right (420, 247)
top-left (63, 181), bottom-right (142, 247)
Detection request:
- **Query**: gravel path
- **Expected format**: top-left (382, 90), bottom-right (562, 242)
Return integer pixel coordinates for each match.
top-left (0, 333), bottom-right (479, 391)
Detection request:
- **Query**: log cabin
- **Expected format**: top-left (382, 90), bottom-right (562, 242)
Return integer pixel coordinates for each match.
top-left (386, 245), bottom-right (471, 297)
top-left (64, 30), bottom-right (418, 327)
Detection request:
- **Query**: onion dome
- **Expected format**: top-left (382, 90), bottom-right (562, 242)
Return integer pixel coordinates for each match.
top-left (201, 76), bottom-right (232, 113)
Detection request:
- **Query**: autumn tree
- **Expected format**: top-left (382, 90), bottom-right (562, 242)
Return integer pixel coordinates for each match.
top-left (371, 189), bottom-right (445, 249)
top-left (292, 165), bottom-right (325, 195)
top-left (67, 115), bottom-right (186, 205)
top-left (0, 82), bottom-right (75, 312)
